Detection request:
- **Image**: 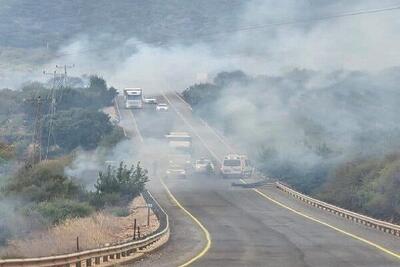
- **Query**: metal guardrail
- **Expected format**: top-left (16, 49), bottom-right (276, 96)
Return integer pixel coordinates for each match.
top-left (175, 91), bottom-right (400, 238)
top-left (275, 182), bottom-right (400, 237)
top-left (0, 190), bottom-right (169, 267)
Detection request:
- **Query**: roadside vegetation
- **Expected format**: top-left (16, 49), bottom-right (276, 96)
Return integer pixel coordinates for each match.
top-left (0, 75), bottom-right (148, 251)
top-left (183, 69), bottom-right (400, 223)
top-left (318, 154), bottom-right (400, 223)
top-left (2, 159), bottom-right (148, 227)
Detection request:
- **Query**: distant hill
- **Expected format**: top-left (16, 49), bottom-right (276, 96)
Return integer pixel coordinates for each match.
top-left (0, 0), bottom-right (245, 49)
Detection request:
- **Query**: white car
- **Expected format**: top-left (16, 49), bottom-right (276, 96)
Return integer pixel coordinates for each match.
top-left (156, 103), bottom-right (169, 111)
top-left (194, 158), bottom-right (214, 173)
top-left (144, 97), bottom-right (157, 104)
top-left (166, 164), bottom-right (186, 178)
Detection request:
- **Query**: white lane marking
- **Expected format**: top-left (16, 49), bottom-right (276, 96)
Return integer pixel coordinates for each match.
top-left (162, 92), bottom-right (222, 164)
top-left (173, 92), bottom-right (235, 152)
top-left (128, 109), bottom-right (144, 143)
top-left (240, 179), bottom-right (400, 261)
top-left (174, 91), bottom-right (193, 111)
top-left (168, 90), bottom-right (400, 262)
top-left (114, 97), bottom-right (127, 137)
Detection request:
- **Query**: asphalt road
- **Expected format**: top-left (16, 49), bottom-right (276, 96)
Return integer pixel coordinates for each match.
top-left (123, 93), bottom-right (400, 267)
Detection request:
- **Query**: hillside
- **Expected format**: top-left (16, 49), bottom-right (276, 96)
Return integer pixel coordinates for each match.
top-left (0, 0), bottom-right (244, 48)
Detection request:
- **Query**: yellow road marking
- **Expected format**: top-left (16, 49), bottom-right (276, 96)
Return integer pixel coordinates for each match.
top-left (160, 177), bottom-right (212, 267)
top-left (129, 98), bottom-right (211, 266)
top-left (240, 179), bottom-right (400, 260)
top-left (164, 91), bottom-right (400, 261)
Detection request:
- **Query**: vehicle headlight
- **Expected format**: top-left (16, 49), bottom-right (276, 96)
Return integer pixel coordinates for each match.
top-left (166, 170), bottom-right (171, 174)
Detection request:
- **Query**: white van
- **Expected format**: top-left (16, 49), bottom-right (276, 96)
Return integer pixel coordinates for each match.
top-left (221, 154), bottom-right (253, 178)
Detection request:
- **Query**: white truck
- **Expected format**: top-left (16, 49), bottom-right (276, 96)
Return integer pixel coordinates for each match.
top-left (165, 132), bottom-right (192, 177)
top-left (221, 154), bottom-right (253, 178)
top-left (123, 88), bottom-right (143, 108)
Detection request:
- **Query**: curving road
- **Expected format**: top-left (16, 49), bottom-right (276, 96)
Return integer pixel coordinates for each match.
top-left (123, 93), bottom-right (400, 267)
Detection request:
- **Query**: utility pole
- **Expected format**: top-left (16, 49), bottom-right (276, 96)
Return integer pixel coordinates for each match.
top-left (28, 96), bottom-right (44, 165)
top-left (41, 64), bottom-right (75, 160)
top-left (43, 70), bottom-right (58, 160)
top-left (56, 64), bottom-right (75, 88)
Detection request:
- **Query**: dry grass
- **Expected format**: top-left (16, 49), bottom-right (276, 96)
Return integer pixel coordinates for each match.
top-left (0, 195), bottom-right (159, 259)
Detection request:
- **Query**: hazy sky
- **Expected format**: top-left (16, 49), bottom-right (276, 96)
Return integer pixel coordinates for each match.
top-left (41, 0), bottom-right (400, 91)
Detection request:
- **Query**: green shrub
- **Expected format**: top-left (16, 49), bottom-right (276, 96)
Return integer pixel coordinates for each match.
top-left (88, 192), bottom-right (121, 209)
top-left (110, 207), bottom-right (130, 217)
top-left (99, 126), bottom-right (125, 148)
top-left (94, 162), bottom-right (148, 205)
top-left (34, 199), bottom-right (94, 225)
top-left (0, 142), bottom-right (15, 162)
top-left (318, 154), bottom-right (400, 222)
top-left (4, 158), bottom-right (83, 202)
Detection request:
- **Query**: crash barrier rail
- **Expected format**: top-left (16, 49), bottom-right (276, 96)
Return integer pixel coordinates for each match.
top-left (275, 182), bottom-right (400, 237)
top-left (0, 190), bottom-right (169, 267)
top-left (175, 91), bottom-right (400, 238)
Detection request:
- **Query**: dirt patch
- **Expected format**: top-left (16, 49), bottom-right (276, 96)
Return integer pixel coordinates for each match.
top-left (0, 195), bottom-right (159, 259)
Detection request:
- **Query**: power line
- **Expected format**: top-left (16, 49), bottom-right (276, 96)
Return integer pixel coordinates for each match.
top-left (51, 4), bottom-right (400, 59)
top-left (43, 70), bottom-right (58, 160)
top-left (199, 5), bottom-right (400, 37)
top-left (56, 64), bottom-right (75, 88)
top-left (42, 64), bottom-right (75, 160)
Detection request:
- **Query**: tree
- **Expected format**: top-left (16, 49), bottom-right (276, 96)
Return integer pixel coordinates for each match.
top-left (0, 89), bottom-right (22, 115)
top-left (94, 162), bottom-right (149, 205)
top-left (43, 108), bottom-right (113, 151)
top-left (87, 76), bottom-right (117, 106)
top-left (182, 83), bottom-right (220, 107)
top-left (213, 70), bottom-right (248, 87)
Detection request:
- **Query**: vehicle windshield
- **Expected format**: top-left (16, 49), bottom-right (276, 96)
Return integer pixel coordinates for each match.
top-left (127, 95), bottom-right (141, 100)
top-left (168, 164), bottom-right (184, 169)
top-left (223, 159), bottom-right (241, 166)
top-left (167, 135), bottom-right (191, 142)
top-left (197, 159), bottom-right (209, 165)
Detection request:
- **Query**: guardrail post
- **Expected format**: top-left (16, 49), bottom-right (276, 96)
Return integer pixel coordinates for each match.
top-left (103, 255), bottom-right (108, 262)
top-left (133, 219), bottom-right (137, 240)
top-left (148, 206), bottom-right (151, 226)
top-left (0, 190), bottom-right (170, 267)
top-left (76, 236), bottom-right (80, 252)
top-left (275, 182), bottom-right (400, 237)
